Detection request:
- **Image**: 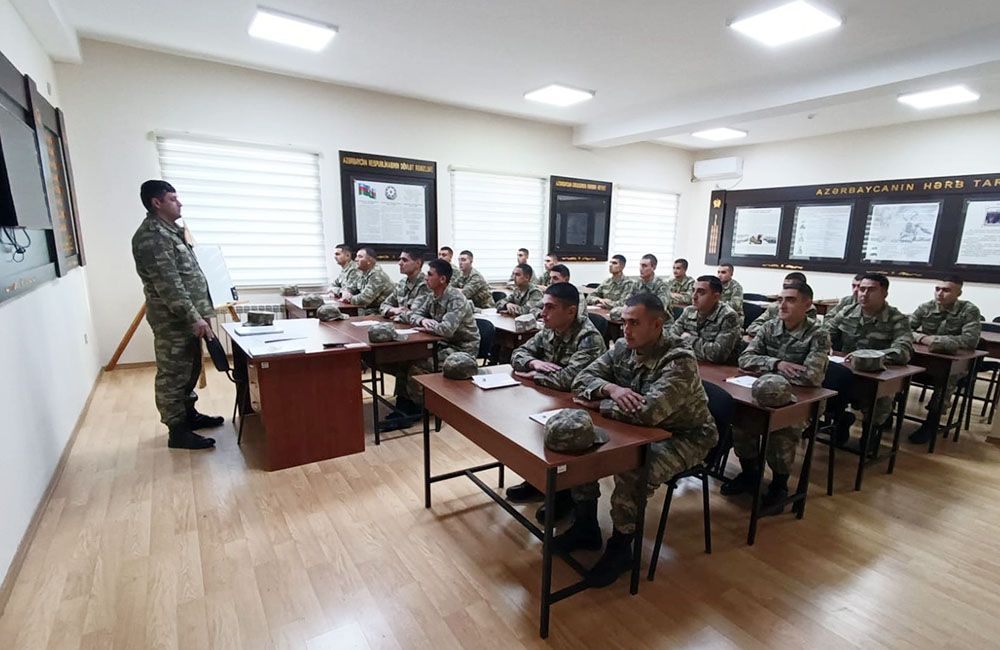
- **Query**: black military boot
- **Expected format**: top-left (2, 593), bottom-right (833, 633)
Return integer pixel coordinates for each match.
top-left (907, 421), bottom-right (936, 444)
top-left (534, 490), bottom-right (574, 524)
top-left (505, 480), bottom-right (544, 502)
top-left (587, 529), bottom-right (635, 588)
top-left (168, 426), bottom-right (216, 450)
top-left (761, 473), bottom-right (789, 514)
top-left (551, 499), bottom-right (602, 552)
top-left (720, 459), bottom-right (759, 496)
top-left (187, 408), bottom-right (224, 430)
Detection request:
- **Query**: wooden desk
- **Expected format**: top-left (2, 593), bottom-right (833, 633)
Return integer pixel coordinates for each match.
top-left (322, 315), bottom-right (443, 444)
top-left (586, 305), bottom-right (623, 342)
top-left (223, 319), bottom-right (368, 470)
top-left (979, 331), bottom-right (1000, 358)
top-left (284, 295), bottom-right (359, 319)
top-left (416, 366), bottom-right (670, 639)
top-left (698, 362), bottom-right (837, 545)
top-left (475, 310), bottom-right (536, 362)
top-left (910, 345), bottom-right (987, 452)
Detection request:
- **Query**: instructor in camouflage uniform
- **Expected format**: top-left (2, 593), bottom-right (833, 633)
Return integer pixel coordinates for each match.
top-left (723, 282), bottom-right (830, 509)
top-left (131, 180), bottom-right (222, 450)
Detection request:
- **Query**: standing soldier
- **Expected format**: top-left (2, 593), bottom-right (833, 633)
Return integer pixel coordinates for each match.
top-left (587, 254), bottom-right (632, 307)
top-left (131, 180), bottom-right (222, 450)
top-left (667, 258), bottom-right (695, 306)
top-left (452, 250), bottom-right (494, 309)
top-left (723, 282), bottom-right (830, 509)
top-left (717, 263), bottom-right (744, 315)
top-left (344, 246), bottom-right (394, 316)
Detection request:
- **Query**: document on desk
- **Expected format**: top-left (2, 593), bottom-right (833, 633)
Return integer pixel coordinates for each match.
top-left (246, 340), bottom-right (306, 356)
top-left (529, 409), bottom-right (564, 425)
top-left (350, 320), bottom-right (382, 327)
top-left (233, 325), bottom-right (283, 336)
top-left (479, 308), bottom-right (498, 316)
top-left (829, 355), bottom-right (847, 363)
top-left (471, 374), bottom-right (520, 390)
top-left (725, 375), bottom-right (758, 388)
top-left (394, 328), bottom-right (420, 335)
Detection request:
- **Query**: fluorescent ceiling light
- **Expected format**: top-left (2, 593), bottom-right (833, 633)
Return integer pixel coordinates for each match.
top-left (524, 84), bottom-right (595, 107)
top-left (898, 85), bottom-right (980, 110)
top-left (248, 7), bottom-right (337, 52)
top-left (691, 127), bottom-right (748, 141)
top-left (730, 1), bottom-right (841, 47)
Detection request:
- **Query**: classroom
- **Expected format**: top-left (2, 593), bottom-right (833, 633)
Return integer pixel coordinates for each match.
top-left (2, 1), bottom-right (1000, 647)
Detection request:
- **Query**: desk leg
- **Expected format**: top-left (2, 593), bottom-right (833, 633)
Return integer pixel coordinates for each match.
top-left (539, 467), bottom-right (557, 639)
top-left (854, 414), bottom-right (875, 491)
top-left (748, 431), bottom-right (770, 546)
top-left (630, 445), bottom-right (652, 595)
top-left (433, 342), bottom-right (442, 433)
top-left (372, 369), bottom-right (382, 445)
top-left (960, 359), bottom-right (979, 440)
top-left (888, 379), bottom-right (908, 474)
top-left (827, 426), bottom-right (836, 497)
top-left (423, 408), bottom-right (431, 508)
top-left (794, 403), bottom-right (821, 519)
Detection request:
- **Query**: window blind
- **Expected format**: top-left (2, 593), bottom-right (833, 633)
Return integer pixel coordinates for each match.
top-left (611, 187), bottom-right (679, 275)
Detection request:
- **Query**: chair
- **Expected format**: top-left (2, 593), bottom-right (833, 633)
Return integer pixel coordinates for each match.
top-left (744, 293), bottom-right (771, 302)
top-left (585, 282), bottom-right (600, 289)
top-left (205, 336), bottom-right (250, 444)
top-left (491, 290), bottom-right (507, 303)
top-left (977, 323), bottom-right (1000, 425)
top-left (671, 306), bottom-right (684, 321)
top-left (818, 361), bottom-right (855, 495)
top-left (647, 381), bottom-right (731, 580)
top-left (588, 312), bottom-right (609, 337)
top-left (743, 302), bottom-right (766, 330)
top-left (474, 317), bottom-right (496, 366)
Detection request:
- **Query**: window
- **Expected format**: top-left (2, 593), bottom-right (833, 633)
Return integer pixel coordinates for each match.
top-left (450, 170), bottom-right (546, 280)
top-left (612, 187), bottom-right (679, 275)
top-left (155, 135), bottom-right (326, 287)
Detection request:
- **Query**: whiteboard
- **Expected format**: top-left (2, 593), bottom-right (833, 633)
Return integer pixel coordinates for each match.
top-left (193, 244), bottom-right (237, 308)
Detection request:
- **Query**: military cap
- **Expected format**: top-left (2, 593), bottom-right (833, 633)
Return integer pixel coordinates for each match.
top-left (246, 310), bottom-right (275, 326)
top-left (850, 349), bottom-right (886, 372)
top-left (514, 314), bottom-right (538, 333)
top-left (609, 306), bottom-right (624, 322)
top-left (316, 304), bottom-right (347, 321)
top-left (928, 337), bottom-right (959, 354)
top-left (280, 285), bottom-right (300, 296)
top-left (751, 373), bottom-right (797, 408)
top-left (442, 352), bottom-right (479, 379)
top-left (301, 293), bottom-right (325, 309)
top-left (368, 322), bottom-right (399, 343)
top-left (544, 408), bottom-right (609, 453)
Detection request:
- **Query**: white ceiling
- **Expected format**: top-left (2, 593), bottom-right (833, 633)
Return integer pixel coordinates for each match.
top-left (20, 0), bottom-right (1000, 149)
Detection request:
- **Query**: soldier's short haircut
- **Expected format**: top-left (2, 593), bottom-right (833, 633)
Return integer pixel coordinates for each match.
top-left (612, 254), bottom-right (626, 265)
top-left (674, 258), bottom-right (689, 270)
top-left (720, 263), bottom-right (734, 272)
top-left (140, 180), bottom-right (176, 210)
top-left (401, 247), bottom-right (425, 261)
top-left (439, 246), bottom-right (453, 254)
top-left (428, 258), bottom-right (453, 281)
top-left (942, 274), bottom-right (964, 286)
top-left (853, 271), bottom-right (865, 281)
top-left (861, 272), bottom-right (890, 290)
top-left (335, 243), bottom-right (354, 254)
top-left (785, 271), bottom-right (808, 283)
top-left (516, 262), bottom-right (534, 279)
top-left (518, 247), bottom-right (529, 255)
top-left (459, 249), bottom-right (473, 259)
top-left (550, 263), bottom-right (570, 279)
top-left (625, 292), bottom-right (666, 317)
top-left (786, 281), bottom-right (813, 300)
top-left (642, 253), bottom-right (658, 267)
top-left (545, 282), bottom-right (580, 308)
top-left (358, 245), bottom-right (377, 259)
top-left (697, 275), bottom-right (724, 294)
top-left (547, 252), bottom-right (561, 261)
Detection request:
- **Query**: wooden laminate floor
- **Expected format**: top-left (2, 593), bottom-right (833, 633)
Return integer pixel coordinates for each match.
top-left (2, 366), bottom-right (1000, 649)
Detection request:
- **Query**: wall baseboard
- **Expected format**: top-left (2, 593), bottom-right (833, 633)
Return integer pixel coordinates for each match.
top-left (0, 370), bottom-right (101, 616)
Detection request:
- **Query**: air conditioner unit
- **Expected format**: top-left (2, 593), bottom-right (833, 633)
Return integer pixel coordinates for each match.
top-left (692, 156), bottom-right (743, 182)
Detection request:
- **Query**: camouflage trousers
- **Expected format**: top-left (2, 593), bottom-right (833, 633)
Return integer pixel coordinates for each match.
top-left (571, 435), bottom-right (715, 535)
top-left (854, 395), bottom-right (894, 428)
top-left (925, 373), bottom-right (963, 427)
top-left (152, 327), bottom-right (202, 429)
top-left (731, 424), bottom-right (804, 475)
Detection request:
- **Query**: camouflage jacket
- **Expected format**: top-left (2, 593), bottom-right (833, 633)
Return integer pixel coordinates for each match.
top-left (452, 267), bottom-right (494, 309)
top-left (667, 275), bottom-right (695, 305)
top-left (331, 260), bottom-right (362, 294)
top-left (739, 317), bottom-right (831, 386)
top-left (587, 275), bottom-right (631, 305)
top-left (626, 276), bottom-right (673, 310)
top-left (909, 299), bottom-right (982, 350)
top-left (404, 286), bottom-right (480, 355)
top-left (537, 270), bottom-right (552, 287)
top-left (720, 278), bottom-right (744, 314)
top-left (131, 215), bottom-right (214, 328)
top-left (511, 316), bottom-right (607, 391)
top-left (496, 284), bottom-right (544, 316)
top-left (379, 272), bottom-right (430, 317)
top-left (823, 302), bottom-right (913, 364)
top-left (351, 266), bottom-right (395, 315)
top-left (572, 334), bottom-right (718, 444)
top-left (746, 301), bottom-right (817, 337)
top-left (669, 302), bottom-right (742, 364)
top-left (826, 294), bottom-right (857, 319)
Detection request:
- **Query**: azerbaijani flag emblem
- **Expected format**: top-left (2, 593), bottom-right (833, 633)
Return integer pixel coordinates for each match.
top-left (358, 183), bottom-right (377, 199)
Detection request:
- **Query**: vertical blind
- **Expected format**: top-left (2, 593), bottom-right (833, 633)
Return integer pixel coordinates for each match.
top-left (450, 170), bottom-right (546, 280)
top-left (155, 135), bottom-right (327, 287)
top-left (612, 187), bottom-right (680, 276)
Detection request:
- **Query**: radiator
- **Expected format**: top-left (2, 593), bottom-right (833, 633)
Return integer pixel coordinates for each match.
top-left (212, 303), bottom-right (285, 354)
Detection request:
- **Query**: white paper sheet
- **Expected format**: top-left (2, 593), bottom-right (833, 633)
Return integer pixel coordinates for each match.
top-left (471, 374), bottom-right (520, 390)
top-left (233, 325), bottom-right (283, 336)
top-left (725, 375), bottom-right (758, 388)
top-left (829, 355), bottom-right (847, 363)
top-left (350, 320), bottom-right (382, 326)
top-left (529, 409), bottom-right (564, 425)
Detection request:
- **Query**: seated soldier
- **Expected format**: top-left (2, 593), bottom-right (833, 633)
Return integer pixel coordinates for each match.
top-left (669, 275), bottom-right (741, 364)
top-left (587, 254), bottom-right (631, 307)
top-left (538, 252), bottom-right (560, 286)
top-left (744, 272), bottom-right (817, 338)
top-left (563, 293), bottom-right (719, 587)
top-left (667, 258), bottom-right (695, 306)
top-left (452, 249), bottom-right (494, 309)
top-left (497, 263), bottom-right (543, 315)
top-left (823, 273), bottom-right (913, 449)
top-left (380, 247), bottom-right (430, 319)
top-left (907, 274), bottom-right (982, 444)
top-left (717, 263), bottom-right (744, 315)
top-left (723, 282), bottom-right (830, 509)
top-left (344, 246), bottom-right (394, 316)
top-left (507, 283), bottom-right (608, 520)
top-left (329, 243), bottom-right (361, 299)
top-left (507, 247), bottom-right (530, 286)
top-left (438, 245), bottom-right (460, 276)
top-left (826, 272), bottom-right (864, 319)
top-left (534, 264), bottom-right (586, 318)
top-left (621, 254), bottom-right (674, 326)
top-left (381, 259), bottom-right (481, 431)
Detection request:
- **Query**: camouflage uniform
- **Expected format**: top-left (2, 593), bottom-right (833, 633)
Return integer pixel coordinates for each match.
top-left (496, 284), bottom-right (543, 316)
top-left (624, 276), bottom-right (675, 326)
top-left (452, 267), bottom-right (494, 309)
top-left (401, 287), bottom-right (481, 402)
top-left (825, 294), bottom-right (857, 319)
top-left (823, 303), bottom-right (914, 426)
top-left (667, 275), bottom-right (695, 306)
top-left (330, 260), bottom-right (361, 295)
top-left (746, 301), bottom-right (818, 337)
top-left (735, 318), bottom-right (831, 474)
top-left (538, 270), bottom-right (552, 287)
top-left (379, 272), bottom-right (430, 317)
top-left (669, 302), bottom-right (742, 364)
top-left (570, 335), bottom-right (719, 534)
top-left (510, 317), bottom-right (607, 390)
top-left (131, 215), bottom-right (215, 430)
top-left (351, 265), bottom-right (395, 316)
top-left (587, 275), bottom-right (631, 305)
top-left (909, 299), bottom-right (982, 408)
top-left (720, 278), bottom-right (744, 314)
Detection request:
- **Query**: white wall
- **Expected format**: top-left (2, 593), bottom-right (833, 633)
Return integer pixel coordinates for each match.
top-left (55, 40), bottom-right (694, 365)
top-left (0, 0), bottom-right (100, 586)
top-left (677, 112), bottom-right (1000, 314)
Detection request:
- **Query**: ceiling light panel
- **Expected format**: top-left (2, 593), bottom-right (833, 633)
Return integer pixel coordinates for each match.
top-left (897, 85), bottom-right (980, 110)
top-left (691, 127), bottom-right (749, 141)
top-left (730, 1), bottom-right (841, 47)
top-left (249, 7), bottom-right (337, 52)
top-left (524, 84), bottom-right (595, 107)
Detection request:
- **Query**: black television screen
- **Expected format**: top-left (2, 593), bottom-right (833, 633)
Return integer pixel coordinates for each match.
top-left (0, 102), bottom-right (50, 229)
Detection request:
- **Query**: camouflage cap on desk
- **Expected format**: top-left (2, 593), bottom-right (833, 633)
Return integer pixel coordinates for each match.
top-left (301, 293), bottom-right (325, 309)
top-left (368, 322), bottom-right (399, 343)
top-left (850, 349), bottom-right (886, 372)
top-left (514, 314), bottom-right (538, 333)
top-left (609, 306), bottom-right (624, 321)
top-left (928, 337), bottom-right (960, 354)
top-left (442, 352), bottom-right (479, 379)
top-left (280, 285), bottom-right (300, 296)
top-left (751, 373), bottom-right (797, 408)
top-left (544, 408), bottom-right (609, 453)
top-left (316, 304), bottom-right (348, 321)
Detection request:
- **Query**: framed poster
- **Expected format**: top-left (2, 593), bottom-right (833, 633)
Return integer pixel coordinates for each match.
top-left (862, 201), bottom-right (940, 264)
top-left (340, 151), bottom-right (437, 260)
top-left (789, 203), bottom-right (852, 261)
top-left (547, 176), bottom-right (612, 261)
top-left (956, 199), bottom-right (1000, 266)
top-left (731, 206), bottom-right (782, 257)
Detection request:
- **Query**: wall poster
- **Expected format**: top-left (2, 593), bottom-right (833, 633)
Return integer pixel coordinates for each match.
top-left (956, 199), bottom-right (1000, 266)
top-left (862, 201), bottom-right (940, 263)
top-left (789, 203), bottom-right (852, 260)
top-left (731, 206), bottom-right (782, 257)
